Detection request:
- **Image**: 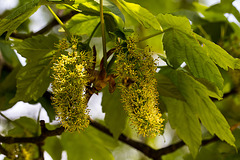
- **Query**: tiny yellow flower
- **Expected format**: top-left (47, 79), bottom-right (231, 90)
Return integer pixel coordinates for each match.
top-left (52, 38), bottom-right (93, 132)
top-left (115, 39), bottom-right (164, 136)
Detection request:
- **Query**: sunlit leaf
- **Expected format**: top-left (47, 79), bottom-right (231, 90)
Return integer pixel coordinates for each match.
top-left (163, 28), bottom-right (223, 90)
top-left (160, 67), bottom-right (235, 151)
top-left (112, 0), bottom-right (162, 30)
top-left (66, 13), bottom-right (100, 35)
top-left (162, 96), bottom-right (202, 157)
top-left (157, 14), bottom-right (191, 32)
top-left (195, 34), bottom-right (235, 70)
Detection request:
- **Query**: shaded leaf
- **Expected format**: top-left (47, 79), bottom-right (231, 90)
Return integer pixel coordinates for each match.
top-left (13, 34), bottom-right (59, 60)
top-left (0, 66), bottom-right (20, 111)
top-left (207, 1), bottom-right (240, 23)
top-left (10, 35), bottom-right (59, 103)
top-left (155, 73), bottom-right (184, 101)
top-left (0, 39), bottom-right (20, 67)
top-left (0, 0), bottom-right (40, 38)
top-left (192, 2), bottom-right (227, 22)
top-left (43, 137), bottom-right (63, 160)
top-left (173, 10), bottom-right (208, 25)
top-left (38, 95), bottom-right (55, 122)
top-left (102, 85), bottom-right (127, 139)
top-left (61, 126), bottom-right (117, 160)
top-left (104, 0), bottom-right (125, 22)
top-left (8, 117), bottom-right (37, 137)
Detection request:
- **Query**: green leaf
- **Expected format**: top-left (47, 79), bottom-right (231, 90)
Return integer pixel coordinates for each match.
top-left (192, 2), bottom-right (227, 22)
top-left (77, 1), bottom-right (100, 15)
top-left (8, 117), bottom-right (37, 137)
top-left (66, 13), bottom-right (100, 35)
top-left (0, 0), bottom-right (40, 38)
top-left (234, 59), bottom-right (240, 69)
top-left (10, 35), bottom-right (59, 103)
top-left (68, 1), bottom-right (124, 38)
top-left (158, 14), bottom-right (224, 90)
top-left (161, 96), bottom-right (202, 158)
top-left (160, 67), bottom-right (235, 149)
top-left (38, 96), bottom-right (56, 122)
top-left (155, 73), bottom-right (185, 101)
top-left (184, 143), bottom-right (223, 160)
top-left (0, 66), bottom-right (20, 111)
top-left (43, 137), bottom-right (63, 160)
top-left (13, 34), bottom-right (59, 60)
top-left (207, 1), bottom-right (240, 23)
top-left (193, 91), bottom-right (235, 147)
top-left (61, 126), bottom-right (117, 160)
top-left (102, 85), bottom-right (127, 139)
top-left (0, 39), bottom-right (20, 67)
top-left (113, 0), bottom-right (162, 30)
top-left (157, 14), bottom-right (191, 32)
top-left (104, 0), bottom-right (125, 22)
top-left (163, 28), bottom-right (223, 90)
top-left (173, 10), bottom-right (208, 25)
top-left (195, 34), bottom-right (235, 70)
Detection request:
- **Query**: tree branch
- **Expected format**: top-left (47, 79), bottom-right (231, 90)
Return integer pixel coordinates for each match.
top-left (0, 120), bottom-right (64, 144)
top-left (0, 118), bottom-right (238, 160)
top-left (10, 11), bottom-right (78, 39)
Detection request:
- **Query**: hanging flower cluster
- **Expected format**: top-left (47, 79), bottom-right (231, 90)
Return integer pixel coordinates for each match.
top-left (115, 39), bottom-right (164, 136)
top-left (51, 37), bottom-right (93, 132)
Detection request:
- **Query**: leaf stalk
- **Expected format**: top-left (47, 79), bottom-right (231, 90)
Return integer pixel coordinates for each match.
top-left (100, 0), bottom-right (107, 70)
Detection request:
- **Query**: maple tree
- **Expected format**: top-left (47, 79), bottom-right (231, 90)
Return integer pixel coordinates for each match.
top-left (0, 0), bottom-right (240, 159)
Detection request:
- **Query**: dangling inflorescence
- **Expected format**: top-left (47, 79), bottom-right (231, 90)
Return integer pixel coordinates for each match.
top-left (115, 38), bottom-right (164, 136)
top-left (51, 37), bottom-right (93, 132)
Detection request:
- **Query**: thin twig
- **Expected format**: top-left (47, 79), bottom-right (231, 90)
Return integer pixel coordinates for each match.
top-left (10, 11), bottom-right (78, 39)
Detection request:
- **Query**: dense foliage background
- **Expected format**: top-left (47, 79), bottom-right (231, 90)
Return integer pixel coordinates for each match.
top-left (1, 0), bottom-right (240, 159)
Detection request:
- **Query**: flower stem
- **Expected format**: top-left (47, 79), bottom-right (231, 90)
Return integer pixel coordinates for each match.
top-left (46, 5), bottom-right (71, 40)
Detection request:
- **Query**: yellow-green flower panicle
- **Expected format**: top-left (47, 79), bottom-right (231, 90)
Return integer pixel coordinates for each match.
top-left (115, 39), bottom-right (164, 137)
top-left (52, 38), bottom-right (93, 132)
